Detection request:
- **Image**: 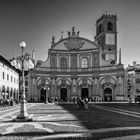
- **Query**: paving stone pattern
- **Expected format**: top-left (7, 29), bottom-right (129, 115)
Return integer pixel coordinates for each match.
top-left (0, 103), bottom-right (140, 140)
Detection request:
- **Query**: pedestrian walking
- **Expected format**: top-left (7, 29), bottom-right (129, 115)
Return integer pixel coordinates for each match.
top-left (77, 97), bottom-right (81, 109)
top-left (81, 99), bottom-right (85, 110)
top-left (84, 97), bottom-right (88, 110)
top-left (54, 97), bottom-right (58, 106)
top-left (73, 98), bottom-right (76, 104)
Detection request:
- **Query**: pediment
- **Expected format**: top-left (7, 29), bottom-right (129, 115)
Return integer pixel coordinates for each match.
top-left (51, 37), bottom-right (98, 51)
top-left (64, 38), bottom-right (85, 50)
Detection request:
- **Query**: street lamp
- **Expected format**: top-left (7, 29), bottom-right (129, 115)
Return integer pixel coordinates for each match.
top-left (10, 41), bottom-right (34, 122)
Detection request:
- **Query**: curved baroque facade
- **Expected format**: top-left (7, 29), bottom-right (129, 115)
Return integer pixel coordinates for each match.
top-left (29, 14), bottom-right (125, 102)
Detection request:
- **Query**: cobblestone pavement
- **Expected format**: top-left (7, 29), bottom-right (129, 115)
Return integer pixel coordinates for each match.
top-left (0, 103), bottom-right (87, 138)
top-left (1, 103), bottom-right (140, 139)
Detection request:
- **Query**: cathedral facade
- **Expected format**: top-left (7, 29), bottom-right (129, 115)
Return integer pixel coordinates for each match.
top-left (28, 14), bottom-right (125, 102)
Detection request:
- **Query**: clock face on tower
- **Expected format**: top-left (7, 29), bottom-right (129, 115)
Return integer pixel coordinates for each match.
top-left (105, 53), bottom-right (115, 61)
top-left (106, 33), bottom-right (115, 45)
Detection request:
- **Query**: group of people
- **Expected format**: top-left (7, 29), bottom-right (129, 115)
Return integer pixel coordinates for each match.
top-left (46, 97), bottom-right (58, 106)
top-left (0, 98), bottom-right (18, 107)
top-left (47, 96), bottom-right (89, 109)
top-left (76, 97), bottom-right (88, 110)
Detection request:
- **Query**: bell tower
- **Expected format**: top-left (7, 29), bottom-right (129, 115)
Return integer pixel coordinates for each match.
top-left (95, 14), bottom-right (117, 63)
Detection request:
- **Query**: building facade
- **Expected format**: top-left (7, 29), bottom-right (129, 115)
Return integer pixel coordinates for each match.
top-left (126, 61), bottom-right (140, 102)
top-left (28, 14), bottom-right (125, 102)
top-left (0, 55), bottom-right (19, 100)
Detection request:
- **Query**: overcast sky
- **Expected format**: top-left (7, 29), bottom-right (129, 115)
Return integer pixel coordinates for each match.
top-left (0, 0), bottom-right (140, 68)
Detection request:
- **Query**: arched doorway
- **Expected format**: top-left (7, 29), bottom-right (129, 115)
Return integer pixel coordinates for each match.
top-left (7, 86), bottom-right (10, 99)
top-left (60, 88), bottom-right (67, 101)
top-left (14, 88), bottom-right (16, 100)
top-left (2, 85), bottom-right (5, 99)
top-left (40, 88), bottom-right (46, 102)
top-left (11, 88), bottom-right (13, 98)
top-left (104, 88), bottom-right (112, 101)
top-left (81, 88), bottom-right (89, 100)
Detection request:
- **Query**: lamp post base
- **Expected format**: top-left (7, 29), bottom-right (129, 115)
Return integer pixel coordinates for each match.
top-left (45, 101), bottom-right (48, 104)
top-left (13, 100), bottom-right (34, 122)
top-left (13, 115), bottom-right (34, 122)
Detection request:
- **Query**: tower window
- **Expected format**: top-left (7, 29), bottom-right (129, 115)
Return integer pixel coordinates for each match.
top-left (99, 24), bottom-right (103, 34)
top-left (107, 22), bottom-right (113, 31)
top-left (60, 57), bottom-right (67, 69)
top-left (81, 58), bottom-right (88, 68)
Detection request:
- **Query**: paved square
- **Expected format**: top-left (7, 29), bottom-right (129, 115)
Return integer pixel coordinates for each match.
top-left (1, 103), bottom-right (140, 140)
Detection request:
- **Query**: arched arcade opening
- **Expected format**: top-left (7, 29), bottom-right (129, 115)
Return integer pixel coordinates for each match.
top-left (60, 88), bottom-right (67, 101)
top-left (81, 88), bottom-right (89, 100)
top-left (40, 88), bottom-right (46, 102)
top-left (104, 87), bottom-right (112, 101)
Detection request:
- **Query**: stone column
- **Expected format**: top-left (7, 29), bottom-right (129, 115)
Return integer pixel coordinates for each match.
top-left (50, 78), bottom-right (53, 97)
top-left (50, 77), bottom-right (56, 98)
top-left (72, 78), bottom-right (75, 93)
top-left (57, 55), bottom-right (59, 68)
top-left (54, 77), bottom-right (57, 97)
top-left (115, 76), bottom-right (118, 96)
top-left (94, 78), bottom-right (98, 95)
top-left (118, 76), bottom-right (122, 95)
top-left (75, 77), bottom-right (78, 97)
top-left (69, 55), bottom-right (71, 68)
top-left (120, 76), bottom-right (125, 96)
top-left (32, 77), bottom-right (36, 101)
top-left (92, 78), bottom-right (95, 96)
top-left (71, 78), bottom-right (73, 98)
top-left (77, 54), bottom-right (79, 68)
top-left (96, 78), bottom-right (99, 96)
top-left (33, 78), bottom-right (35, 94)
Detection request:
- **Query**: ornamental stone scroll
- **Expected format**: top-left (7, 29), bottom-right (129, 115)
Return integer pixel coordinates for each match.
top-left (64, 38), bottom-right (85, 50)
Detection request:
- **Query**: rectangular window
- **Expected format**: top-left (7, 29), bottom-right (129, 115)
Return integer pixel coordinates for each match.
top-left (60, 58), bottom-right (67, 69)
top-left (3, 72), bottom-right (4, 79)
top-left (11, 76), bottom-right (13, 82)
top-left (81, 58), bottom-right (88, 68)
top-left (7, 74), bottom-right (9, 81)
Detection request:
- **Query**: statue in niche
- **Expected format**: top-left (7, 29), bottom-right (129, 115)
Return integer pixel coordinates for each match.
top-left (82, 79), bottom-right (87, 86)
top-left (61, 79), bottom-right (66, 86)
top-left (51, 36), bottom-right (55, 45)
top-left (41, 79), bottom-right (46, 84)
top-left (72, 26), bottom-right (75, 32)
top-left (77, 31), bottom-right (80, 36)
top-left (68, 31), bottom-right (71, 36)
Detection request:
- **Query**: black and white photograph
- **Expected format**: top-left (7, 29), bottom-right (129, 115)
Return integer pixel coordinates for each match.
top-left (0, 0), bottom-right (140, 139)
